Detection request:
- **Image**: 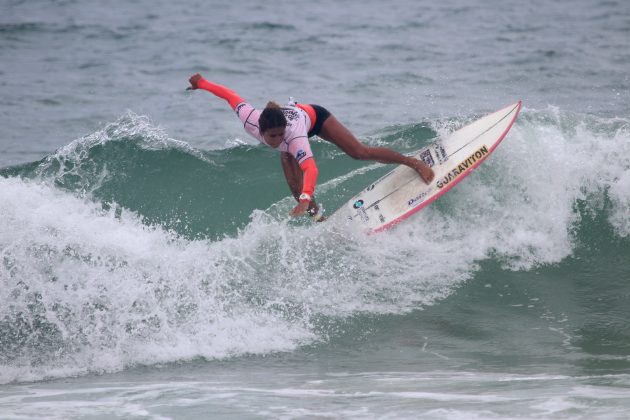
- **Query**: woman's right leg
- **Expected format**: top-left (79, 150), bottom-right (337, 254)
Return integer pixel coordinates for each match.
top-left (317, 114), bottom-right (435, 184)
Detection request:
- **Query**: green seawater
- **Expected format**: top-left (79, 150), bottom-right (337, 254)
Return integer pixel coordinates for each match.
top-left (2, 0), bottom-right (630, 417)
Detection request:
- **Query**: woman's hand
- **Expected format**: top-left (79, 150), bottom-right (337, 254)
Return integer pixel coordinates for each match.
top-left (187, 73), bottom-right (203, 90)
top-left (290, 200), bottom-right (310, 217)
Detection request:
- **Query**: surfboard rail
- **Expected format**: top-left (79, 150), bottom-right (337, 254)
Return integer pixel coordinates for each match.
top-left (331, 101), bottom-right (522, 233)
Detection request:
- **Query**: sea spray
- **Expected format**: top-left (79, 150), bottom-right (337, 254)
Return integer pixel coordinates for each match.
top-left (2, 107), bottom-right (629, 384)
top-left (0, 178), bottom-right (317, 383)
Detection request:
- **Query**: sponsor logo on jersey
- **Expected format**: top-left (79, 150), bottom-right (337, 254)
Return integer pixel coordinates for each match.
top-left (283, 109), bottom-right (299, 121)
top-left (296, 149), bottom-right (306, 161)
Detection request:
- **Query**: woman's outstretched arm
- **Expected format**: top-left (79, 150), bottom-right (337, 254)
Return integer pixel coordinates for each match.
top-left (188, 73), bottom-right (245, 110)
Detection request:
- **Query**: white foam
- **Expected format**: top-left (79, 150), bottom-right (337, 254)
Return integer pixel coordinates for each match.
top-left (0, 173), bottom-right (476, 384)
top-left (2, 107), bottom-right (628, 384)
top-left (34, 112), bottom-right (216, 190)
top-left (609, 169), bottom-right (630, 237)
top-left (402, 106), bottom-right (630, 270)
top-left (0, 177), bottom-right (316, 384)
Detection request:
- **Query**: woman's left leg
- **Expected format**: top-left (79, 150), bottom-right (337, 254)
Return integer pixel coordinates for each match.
top-left (317, 114), bottom-right (435, 184)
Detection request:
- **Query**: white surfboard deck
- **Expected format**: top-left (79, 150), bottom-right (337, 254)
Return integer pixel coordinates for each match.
top-left (329, 101), bottom-right (522, 233)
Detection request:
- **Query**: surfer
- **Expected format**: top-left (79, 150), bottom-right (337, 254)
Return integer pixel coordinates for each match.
top-left (187, 73), bottom-right (434, 219)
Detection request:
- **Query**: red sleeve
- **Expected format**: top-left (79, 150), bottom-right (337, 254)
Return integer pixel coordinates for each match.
top-left (299, 158), bottom-right (318, 197)
top-left (197, 78), bottom-right (245, 110)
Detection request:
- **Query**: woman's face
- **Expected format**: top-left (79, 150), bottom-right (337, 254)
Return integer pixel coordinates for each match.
top-left (262, 127), bottom-right (285, 148)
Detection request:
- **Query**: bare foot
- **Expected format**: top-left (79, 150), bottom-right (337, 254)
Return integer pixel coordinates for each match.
top-left (408, 158), bottom-right (435, 184)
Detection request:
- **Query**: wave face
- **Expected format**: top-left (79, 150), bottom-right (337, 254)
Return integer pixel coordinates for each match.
top-left (1, 108), bottom-right (629, 384)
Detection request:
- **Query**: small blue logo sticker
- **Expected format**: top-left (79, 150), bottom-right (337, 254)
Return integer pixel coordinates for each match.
top-left (353, 199), bottom-right (364, 209)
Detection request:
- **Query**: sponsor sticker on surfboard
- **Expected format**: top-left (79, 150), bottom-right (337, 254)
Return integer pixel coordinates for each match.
top-left (331, 101), bottom-right (522, 233)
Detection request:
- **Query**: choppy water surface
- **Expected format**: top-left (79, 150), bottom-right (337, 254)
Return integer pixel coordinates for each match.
top-left (1, 0), bottom-right (629, 418)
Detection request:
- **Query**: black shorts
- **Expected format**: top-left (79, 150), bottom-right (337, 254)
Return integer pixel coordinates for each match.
top-left (306, 104), bottom-right (331, 138)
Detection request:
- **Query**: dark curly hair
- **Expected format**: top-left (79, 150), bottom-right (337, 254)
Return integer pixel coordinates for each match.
top-left (259, 101), bottom-right (287, 133)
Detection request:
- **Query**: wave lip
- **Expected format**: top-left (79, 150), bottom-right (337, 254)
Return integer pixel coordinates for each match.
top-left (2, 106), bottom-right (629, 384)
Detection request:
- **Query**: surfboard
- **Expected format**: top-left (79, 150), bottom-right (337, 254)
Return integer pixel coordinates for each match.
top-left (330, 101), bottom-right (522, 233)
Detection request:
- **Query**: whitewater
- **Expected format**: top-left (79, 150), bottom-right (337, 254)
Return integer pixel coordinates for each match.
top-left (2, 0), bottom-right (630, 418)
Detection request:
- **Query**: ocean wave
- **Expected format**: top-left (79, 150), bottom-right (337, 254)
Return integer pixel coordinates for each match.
top-left (1, 106), bottom-right (629, 383)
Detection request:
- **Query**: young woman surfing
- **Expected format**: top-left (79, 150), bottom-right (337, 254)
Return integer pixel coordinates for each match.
top-left (187, 73), bottom-right (434, 220)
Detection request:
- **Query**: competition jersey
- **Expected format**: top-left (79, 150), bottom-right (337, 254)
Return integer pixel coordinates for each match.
top-left (234, 102), bottom-right (314, 165)
top-left (194, 77), bottom-right (319, 198)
